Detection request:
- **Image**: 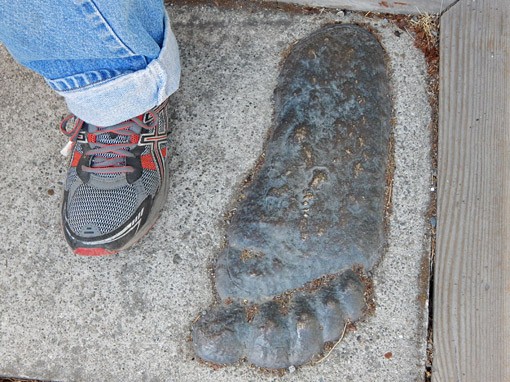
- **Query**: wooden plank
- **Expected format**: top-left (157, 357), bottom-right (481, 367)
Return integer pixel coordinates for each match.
top-left (434, 0), bottom-right (510, 381)
top-left (269, 0), bottom-right (455, 14)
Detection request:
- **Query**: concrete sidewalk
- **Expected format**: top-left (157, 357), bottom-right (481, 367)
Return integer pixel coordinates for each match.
top-left (0, 3), bottom-right (432, 381)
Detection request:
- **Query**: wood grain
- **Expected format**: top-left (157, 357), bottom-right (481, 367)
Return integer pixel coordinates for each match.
top-left (271, 0), bottom-right (455, 14)
top-left (434, 0), bottom-right (510, 381)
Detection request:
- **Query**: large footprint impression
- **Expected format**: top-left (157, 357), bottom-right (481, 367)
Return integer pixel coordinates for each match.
top-left (192, 24), bottom-right (392, 369)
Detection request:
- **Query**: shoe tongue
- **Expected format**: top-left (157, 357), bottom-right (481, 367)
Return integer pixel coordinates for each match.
top-left (88, 121), bottom-right (142, 147)
top-left (85, 120), bottom-right (142, 177)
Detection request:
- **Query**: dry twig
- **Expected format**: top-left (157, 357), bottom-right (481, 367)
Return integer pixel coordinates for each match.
top-left (313, 320), bottom-right (350, 365)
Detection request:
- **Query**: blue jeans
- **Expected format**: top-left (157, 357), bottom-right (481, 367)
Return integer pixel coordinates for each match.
top-left (0, 0), bottom-right (181, 126)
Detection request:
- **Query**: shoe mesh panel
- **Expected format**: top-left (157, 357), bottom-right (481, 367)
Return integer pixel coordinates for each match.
top-left (67, 184), bottom-right (139, 235)
top-left (141, 169), bottom-right (160, 196)
top-left (66, 168), bottom-right (78, 191)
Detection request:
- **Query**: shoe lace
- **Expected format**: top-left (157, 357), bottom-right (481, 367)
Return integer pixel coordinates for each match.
top-left (60, 113), bottom-right (157, 174)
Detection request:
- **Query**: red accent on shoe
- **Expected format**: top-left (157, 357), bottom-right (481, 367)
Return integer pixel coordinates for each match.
top-left (141, 153), bottom-right (157, 170)
top-left (88, 133), bottom-right (97, 143)
top-left (71, 152), bottom-right (82, 167)
top-left (74, 247), bottom-right (118, 256)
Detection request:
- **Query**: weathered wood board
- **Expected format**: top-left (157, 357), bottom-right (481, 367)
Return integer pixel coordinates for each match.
top-left (268, 0), bottom-right (455, 14)
top-left (434, 0), bottom-right (510, 381)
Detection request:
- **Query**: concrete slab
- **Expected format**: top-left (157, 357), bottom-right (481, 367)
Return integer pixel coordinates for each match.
top-left (0, 3), bottom-right (431, 381)
top-left (264, 0), bottom-right (450, 15)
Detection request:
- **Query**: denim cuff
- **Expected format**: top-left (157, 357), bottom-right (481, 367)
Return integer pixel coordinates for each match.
top-left (48, 69), bottom-right (129, 92)
top-left (54, 15), bottom-right (180, 126)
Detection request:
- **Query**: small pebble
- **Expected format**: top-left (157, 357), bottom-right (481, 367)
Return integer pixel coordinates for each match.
top-left (288, 365), bottom-right (296, 373)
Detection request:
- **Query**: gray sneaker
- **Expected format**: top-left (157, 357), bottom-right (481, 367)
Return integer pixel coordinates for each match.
top-left (59, 99), bottom-right (171, 256)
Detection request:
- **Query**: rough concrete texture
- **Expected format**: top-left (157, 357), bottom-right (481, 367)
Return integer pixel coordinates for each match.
top-left (0, 3), bottom-right (431, 382)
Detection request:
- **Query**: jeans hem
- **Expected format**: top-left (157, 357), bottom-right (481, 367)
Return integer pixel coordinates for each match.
top-left (56, 14), bottom-right (180, 126)
top-left (47, 69), bottom-right (133, 92)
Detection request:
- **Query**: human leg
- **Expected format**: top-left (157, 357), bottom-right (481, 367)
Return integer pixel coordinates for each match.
top-left (0, 0), bottom-right (180, 126)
